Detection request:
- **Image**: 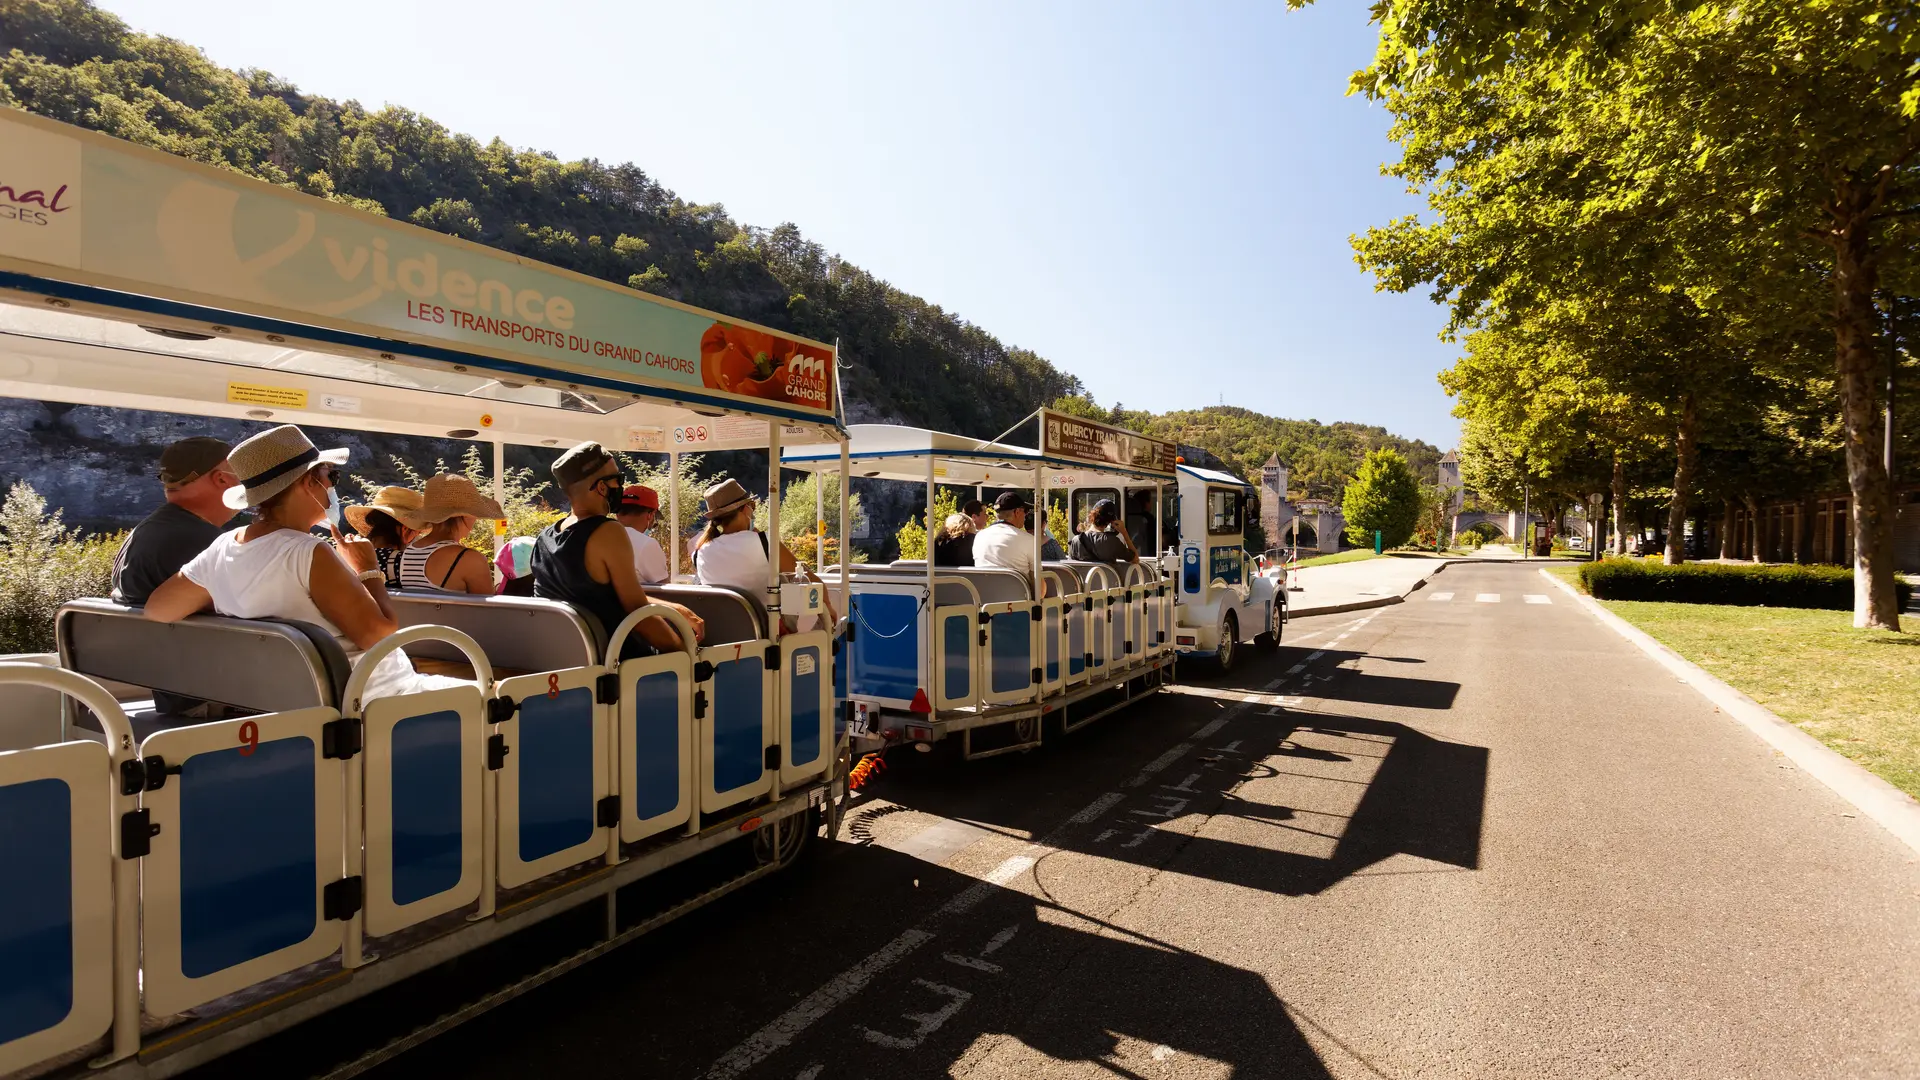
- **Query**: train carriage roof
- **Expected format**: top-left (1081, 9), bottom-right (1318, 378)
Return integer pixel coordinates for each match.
top-left (781, 424), bottom-right (1177, 487)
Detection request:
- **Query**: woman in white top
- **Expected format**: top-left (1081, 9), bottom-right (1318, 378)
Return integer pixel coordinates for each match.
top-left (398, 474), bottom-right (504, 594)
top-left (691, 478), bottom-right (836, 631)
top-left (145, 425), bottom-right (465, 704)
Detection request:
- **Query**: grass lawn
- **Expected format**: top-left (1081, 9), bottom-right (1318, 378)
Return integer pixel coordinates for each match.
top-left (1551, 566), bottom-right (1920, 797)
top-left (1291, 549), bottom-right (1385, 569)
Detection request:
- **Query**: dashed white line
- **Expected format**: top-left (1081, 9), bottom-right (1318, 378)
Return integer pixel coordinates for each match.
top-left (1069, 791), bottom-right (1125, 823)
top-left (1476, 594), bottom-right (1501, 603)
top-left (1128, 743), bottom-right (1193, 787)
top-left (1428, 592), bottom-right (1454, 602)
top-left (1524, 594), bottom-right (1551, 605)
top-left (1192, 716), bottom-right (1231, 739)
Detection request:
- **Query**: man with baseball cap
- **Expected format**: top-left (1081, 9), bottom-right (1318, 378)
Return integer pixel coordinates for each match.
top-left (614, 484), bottom-right (670, 585)
top-left (112, 435), bottom-right (243, 606)
top-left (531, 442), bottom-right (702, 658)
top-left (972, 490), bottom-right (1055, 597)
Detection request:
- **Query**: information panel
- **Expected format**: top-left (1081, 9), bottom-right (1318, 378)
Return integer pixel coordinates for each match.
top-left (1039, 408), bottom-right (1175, 476)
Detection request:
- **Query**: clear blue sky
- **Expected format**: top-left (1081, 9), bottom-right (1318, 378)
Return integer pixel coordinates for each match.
top-left (103, 0), bottom-right (1461, 449)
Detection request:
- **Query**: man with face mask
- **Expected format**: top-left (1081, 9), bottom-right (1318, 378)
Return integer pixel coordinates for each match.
top-left (532, 442), bottom-right (703, 659)
top-left (113, 436), bottom-right (244, 606)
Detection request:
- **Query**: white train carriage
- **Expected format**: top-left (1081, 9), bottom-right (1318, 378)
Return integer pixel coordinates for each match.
top-left (1163, 463), bottom-right (1285, 671)
top-left (780, 412), bottom-right (1179, 760)
top-left (0, 108), bottom-right (853, 1080)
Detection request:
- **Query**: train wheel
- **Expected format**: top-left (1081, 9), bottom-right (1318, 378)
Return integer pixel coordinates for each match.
top-left (1255, 600), bottom-right (1282, 649)
top-left (1214, 612), bottom-right (1239, 673)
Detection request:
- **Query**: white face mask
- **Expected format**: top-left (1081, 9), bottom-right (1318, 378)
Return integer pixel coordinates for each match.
top-left (325, 483), bottom-right (344, 528)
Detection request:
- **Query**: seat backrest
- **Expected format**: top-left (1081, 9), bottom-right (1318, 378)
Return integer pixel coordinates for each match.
top-left (388, 592), bottom-right (599, 672)
top-left (821, 568), bottom-right (977, 607)
top-left (646, 584), bottom-right (765, 644)
top-left (57, 598), bottom-right (347, 711)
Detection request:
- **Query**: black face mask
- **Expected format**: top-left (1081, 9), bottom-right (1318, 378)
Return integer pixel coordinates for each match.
top-left (597, 475), bottom-right (629, 515)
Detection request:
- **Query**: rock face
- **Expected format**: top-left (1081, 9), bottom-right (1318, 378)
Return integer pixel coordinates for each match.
top-left (0, 398), bottom-right (556, 532)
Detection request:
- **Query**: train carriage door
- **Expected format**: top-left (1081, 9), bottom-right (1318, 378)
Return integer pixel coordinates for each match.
top-left (138, 708), bottom-right (345, 1017)
top-left (1065, 593), bottom-right (1089, 687)
top-left (779, 629), bottom-right (833, 786)
top-left (1040, 594), bottom-right (1065, 694)
top-left (494, 669), bottom-right (610, 889)
top-left (979, 600), bottom-right (1039, 706)
top-left (616, 651), bottom-right (693, 844)
top-left (931, 601), bottom-right (976, 712)
top-left (362, 685), bottom-right (486, 937)
top-left (0, 740), bottom-right (113, 1074)
top-left (698, 640), bottom-right (773, 812)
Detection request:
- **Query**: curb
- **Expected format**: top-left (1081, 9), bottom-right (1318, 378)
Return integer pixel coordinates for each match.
top-left (1538, 568), bottom-right (1920, 858)
top-left (1287, 559), bottom-right (1465, 619)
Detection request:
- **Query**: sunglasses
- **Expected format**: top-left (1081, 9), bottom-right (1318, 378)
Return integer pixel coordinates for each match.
top-left (312, 464), bottom-right (339, 488)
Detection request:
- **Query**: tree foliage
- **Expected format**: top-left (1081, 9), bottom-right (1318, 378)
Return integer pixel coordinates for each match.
top-left (1341, 449), bottom-right (1421, 548)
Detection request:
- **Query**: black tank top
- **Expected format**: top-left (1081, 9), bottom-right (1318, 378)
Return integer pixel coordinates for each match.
top-left (533, 516), bottom-right (656, 660)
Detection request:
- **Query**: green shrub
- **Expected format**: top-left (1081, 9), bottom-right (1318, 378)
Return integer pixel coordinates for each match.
top-left (1578, 559), bottom-right (1914, 610)
top-left (0, 482), bottom-right (123, 653)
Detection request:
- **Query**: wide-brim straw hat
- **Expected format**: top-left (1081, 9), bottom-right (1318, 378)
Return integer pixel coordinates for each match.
top-left (345, 486), bottom-right (428, 535)
top-left (223, 425), bottom-right (349, 510)
top-left (700, 478), bottom-right (754, 520)
top-left (419, 473), bottom-right (505, 523)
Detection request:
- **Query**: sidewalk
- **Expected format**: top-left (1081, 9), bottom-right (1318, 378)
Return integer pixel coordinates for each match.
top-left (1284, 554), bottom-right (1449, 617)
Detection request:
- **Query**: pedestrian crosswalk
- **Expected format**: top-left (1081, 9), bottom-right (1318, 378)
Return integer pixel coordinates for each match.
top-left (1422, 592), bottom-right (1553, 606)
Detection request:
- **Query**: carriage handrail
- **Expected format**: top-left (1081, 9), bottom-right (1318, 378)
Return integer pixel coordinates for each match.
top-left (604, 604), bottom-right (702, 666)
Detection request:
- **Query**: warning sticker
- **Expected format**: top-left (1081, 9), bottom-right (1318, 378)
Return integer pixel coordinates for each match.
top-left (793, 652), bottom-right (817, 677)
top-left (227, 381), bottom-right (307, 409)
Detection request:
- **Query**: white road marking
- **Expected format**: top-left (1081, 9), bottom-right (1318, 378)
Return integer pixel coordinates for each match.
top-left (1285, 663), bottom-right (1307, 675)
top-left (980, 924), bottom-right (1019, 956)
top-left (1428, 592), bottom-right (1454, 602)
top-left (1193, 716), bottom-right (1230, 739)
top-left (1476, 593), bottom-right (1501, 603)
top-left (1306, 650), bottom-right (1326, 660)
top-left (941, 952), bottom-right (1003, 973)
top-left (1069, 791), bottom-right (1125, 823)
top-left (795, 1066), bottom-right (823, 1080)
top-left (1128, 743), bottom-right (1193, 786)
top-left (1524, 594), bottom-right (1551, 604)
top-left (858, 979), bottom-right (972, 1049)
top-left (704, 929), bottom-right (935, 1079)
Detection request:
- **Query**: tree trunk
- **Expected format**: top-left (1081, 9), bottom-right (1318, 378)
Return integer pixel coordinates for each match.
top-left (1611, 455), bottom-right (1628, 555)
top-left (1829, 197), bottom-right (1901, 628)
top-left (1796, 495), bottom-right (1816, 564)
top-left (1743, 494), bottom-right (1763, 563)
top-left (1665, 393), bottom-right (1697, 564)
top-left (1719, 498), bottom-right (1735, 560)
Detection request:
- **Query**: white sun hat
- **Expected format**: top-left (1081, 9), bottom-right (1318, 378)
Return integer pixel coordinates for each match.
top-left (222, 424), bottom-right (350, 510)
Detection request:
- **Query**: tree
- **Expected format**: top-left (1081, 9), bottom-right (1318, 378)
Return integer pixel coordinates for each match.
top-left (1342, 449), bottom-right (1422, 548)
top-left (893, 487), bottom-right (960, 562)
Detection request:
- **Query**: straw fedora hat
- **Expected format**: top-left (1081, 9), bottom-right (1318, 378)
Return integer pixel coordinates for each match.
top-left (345, 486), bottom-right (428, 535)
top-left (419, 473), bottom-right (505, 523)
top-left (700, 478), bottom-right (754, 520)
top-left (222, 425), bottom-right (349, 510)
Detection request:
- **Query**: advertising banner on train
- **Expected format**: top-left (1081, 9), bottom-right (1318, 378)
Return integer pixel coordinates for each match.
top-left (1039, 408), bottom-right (1176, 476)
top-left (0, 110), bottom-right (836, 417)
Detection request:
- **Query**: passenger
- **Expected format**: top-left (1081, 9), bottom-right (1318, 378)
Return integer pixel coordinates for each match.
top-left (972, 491), bottom-right (1056, 597)
top-left (1069, 498), bottom-right (1140, 566)
top-left (614, 484), bottom-right (671, 584)
top-left (691, 478), bottom-right (838, 630)
top-left (399, 474), bottom-right (504, 594)
top-left (494, 535), bottom-right (537, 596)
top-left (932, 512), bottom-right (976, 567)
top-left (344, 486), bottom-right (425, 591)
top-left (144, 425), bottom-right (466, 702)
top-left (111, 436), bottom-right (242, 606)
top-left (1126, 489), bottom-right (1158, 556)
top-left (532, 442), bottom-right (704, 658)
top-left (961, 498), bottom-right (991, 534)
top-left (1038, 517), bottom-right (1066, 563)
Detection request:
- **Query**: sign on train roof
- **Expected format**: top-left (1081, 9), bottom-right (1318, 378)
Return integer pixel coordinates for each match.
top-left (1038, 407), bottom-right (1175, 477)
top-left (0, 108), bottom-right (837, 422)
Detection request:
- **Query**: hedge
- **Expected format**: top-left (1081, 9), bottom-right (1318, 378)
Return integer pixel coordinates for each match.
top-left (1578, 558), bottom-right (1915, 610)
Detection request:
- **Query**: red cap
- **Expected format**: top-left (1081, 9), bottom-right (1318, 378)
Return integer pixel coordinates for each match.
top-left (621, 484), bottom-right (660, 511)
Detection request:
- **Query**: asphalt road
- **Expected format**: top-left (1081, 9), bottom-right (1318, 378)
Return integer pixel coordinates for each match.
top-left (199, 561), bottom-right (1920, 1080)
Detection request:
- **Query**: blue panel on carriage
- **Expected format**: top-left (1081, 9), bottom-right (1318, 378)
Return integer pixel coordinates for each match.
top-left (941, 613), bottom-right (971, 701)
top-left (180, 738), bottom-right (315, 978)
top-left (712, 657), bottom-right (766, 792)
top-left (789, 646), bottom-right (823, 768)
top-left (517, 687), bottom-right (595, 863)
top-left (632, 669), bottom-right (682, 819)
top-left (1045, 616), bottom-right (1061, 682)
top-left (833, 643), bottom-right (848, 737)
top-left (390, 710), bottom-right (463, 907)
top-left (849, 593), bottom-right (920, 700)
top-left (0, 777), bottom-right (72, 1043)
top-left (989, 611), bottom-right (1032, 694)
